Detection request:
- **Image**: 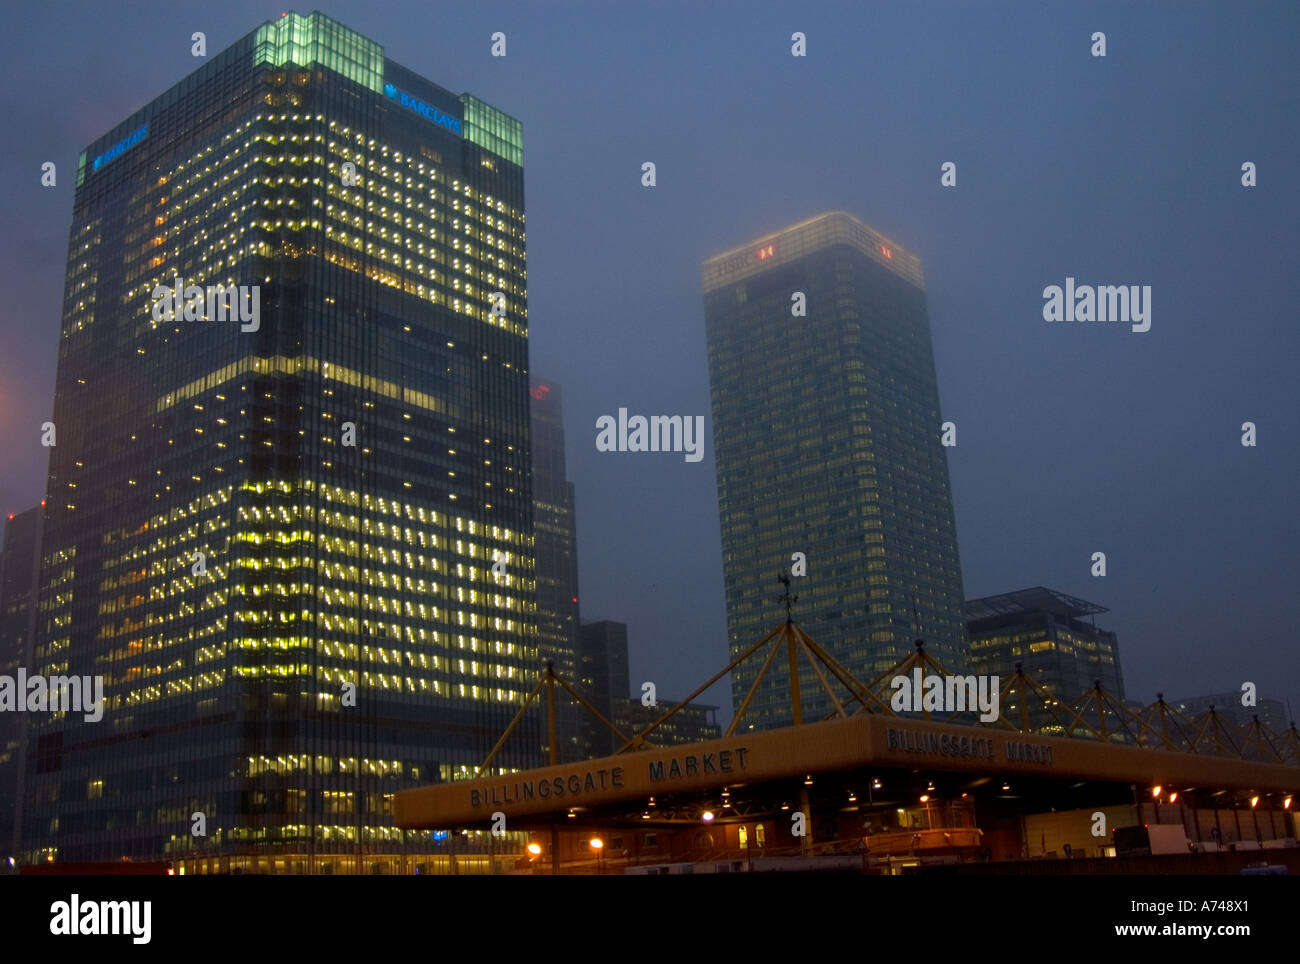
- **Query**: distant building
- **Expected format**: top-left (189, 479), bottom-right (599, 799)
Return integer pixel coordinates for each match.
top-left (703, 211), bottom-right (969, 731)
top-left (966, 587), bottom-right (1124, 732)
top-left (1169, 693), bottom-right (1290, 733)
top-left (616, 699), bottom-right (721, 747)
top-left (0, 504), bottom-right (43, 858)
top-left (530, 378), bottom-right (582, 761)
top-left (578, 620), bottom-right (721, 753)
top-left (578, 621), bottom-right (630, 757)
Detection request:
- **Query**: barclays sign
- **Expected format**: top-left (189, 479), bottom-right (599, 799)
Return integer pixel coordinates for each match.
top-left (384, 83), bottom-right (461, 135)
top-left (92, 124), bottom-right (148, 172)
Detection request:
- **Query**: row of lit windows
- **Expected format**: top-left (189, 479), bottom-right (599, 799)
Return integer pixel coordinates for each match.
top-left (154, 355), bottom-right (452, 417)
top-left (243, 755), bottom-right (402, 778)
top-left (223, 622), bottom-right (534, 652)
top-left (118, 673), bottom-right (222, 707)
top-left (313, 667), bottom-right (527, 700)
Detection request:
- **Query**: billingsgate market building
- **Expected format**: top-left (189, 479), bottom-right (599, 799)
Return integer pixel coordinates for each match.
top-left (394, 622), bottom-right (1300, 875)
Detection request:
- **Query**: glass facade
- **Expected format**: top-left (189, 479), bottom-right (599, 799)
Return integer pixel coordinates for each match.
top-left (577, 620), bottom-right (721, 752)
top-left (702, 211), bottom-right (969, 730)
top-left (1, 506), bottom-right (43, 858)
top-left (1168, 693), bottom-right (1288, 733)
top-left (615, 699), bottom-right (721, 747)
top-left (462, 95), bottom-right (524, 168)
top-left (529, 378), bottom-right (582, 761)
top-left (579, 620), bottom-right (631, 757)
top-left (253, 12), bottom-right (385, 93)
top-left (22, 12), bottom-right (537, 873)
top-left (966, 586), bottom-right (1125, 734)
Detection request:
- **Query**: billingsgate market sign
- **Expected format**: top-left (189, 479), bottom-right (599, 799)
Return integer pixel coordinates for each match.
top-left (466, 747), bottom-right (753, 810)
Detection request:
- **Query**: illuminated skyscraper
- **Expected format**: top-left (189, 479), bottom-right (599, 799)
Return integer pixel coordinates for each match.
top-left (23, 12), bottom-right (536, 873)
top-left (702, 211), bottom-right (968, 730)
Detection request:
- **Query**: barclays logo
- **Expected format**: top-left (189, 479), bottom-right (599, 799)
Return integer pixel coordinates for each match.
top-left (92, 124), bottom-right (148, 172)
top-left (384, 83), bottom-right (461, 135)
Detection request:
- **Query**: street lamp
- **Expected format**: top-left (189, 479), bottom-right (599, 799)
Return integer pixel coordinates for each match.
top-left (589, 837), bottom-right (604, 875)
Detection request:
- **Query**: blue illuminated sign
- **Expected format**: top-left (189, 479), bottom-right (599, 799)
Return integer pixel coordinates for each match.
top-left (92, 124), bottom-right (148, 172)
top-left (384, 83), bottom-right (461, 135)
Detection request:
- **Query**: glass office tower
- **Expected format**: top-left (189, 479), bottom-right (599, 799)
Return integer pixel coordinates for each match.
top-left (967, 587), bottom-right (1125, 734)
top-left (23, 12), bottom-right (538, 873)
top-left (1, 505), bottom-right (43, 858)
top-left (702, 211), bottom-right (968, 730)
top-left (529, 377), bottom-right (582, 761)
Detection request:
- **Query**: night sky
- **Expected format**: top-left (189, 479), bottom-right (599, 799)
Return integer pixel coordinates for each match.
top-left (2, 1), bottom-right (1297, 723)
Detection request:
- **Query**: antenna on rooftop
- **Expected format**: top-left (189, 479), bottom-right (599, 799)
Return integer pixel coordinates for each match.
top-left (777, 571), bottom-right (798, 624)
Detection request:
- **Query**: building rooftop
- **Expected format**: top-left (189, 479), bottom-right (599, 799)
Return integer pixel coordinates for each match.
top-left (965, 586), bottom-right (1108, 622)
top-left (701, 210), bottom-right (923, 292)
